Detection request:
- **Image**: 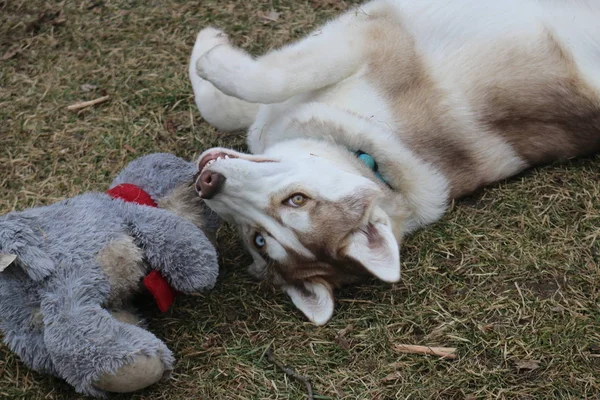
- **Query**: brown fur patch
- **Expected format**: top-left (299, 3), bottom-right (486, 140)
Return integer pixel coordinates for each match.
top-left (258, 194), bottom-right (375, 287)
top-left (476, 31), bottom-right (600, 164)
top-left (365, 14), bottom-right (480, 198)
top-left (96, 236), bottom-right (146, 308)
top-left (365, 19), bottom-right (600, 198)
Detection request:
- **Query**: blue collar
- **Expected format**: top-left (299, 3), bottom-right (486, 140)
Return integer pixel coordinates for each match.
top-left (354, 150), bottom-right (391, 187)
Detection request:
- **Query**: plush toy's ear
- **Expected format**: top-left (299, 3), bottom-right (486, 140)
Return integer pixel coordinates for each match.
top-left (283, 281), bottom-right (334, 326)
top-left (0, 253), bottom-right (17, 272)
top-left (343, 206), bottom-right (400, 282)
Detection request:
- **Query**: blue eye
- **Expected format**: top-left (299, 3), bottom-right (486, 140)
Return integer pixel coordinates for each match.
top-left (254, 233), bottom-right (265, 249)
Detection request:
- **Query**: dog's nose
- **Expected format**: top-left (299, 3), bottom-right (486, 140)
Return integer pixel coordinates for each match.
top-left (196, 170), bottom-right (226, 199)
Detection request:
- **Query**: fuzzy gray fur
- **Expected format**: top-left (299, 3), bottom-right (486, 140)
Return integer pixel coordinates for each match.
top-left (0, 153), bottom-right (219, 397)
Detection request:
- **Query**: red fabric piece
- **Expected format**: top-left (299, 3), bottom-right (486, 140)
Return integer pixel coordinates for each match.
top-left (143, 270), bottom-right (176, 313)
top-left (106, 183), bottom-right (157, 207)
top-left (106, 183), bottom-right (177, 312)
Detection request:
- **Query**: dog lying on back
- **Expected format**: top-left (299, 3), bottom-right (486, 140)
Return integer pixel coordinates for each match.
top-left (189, 0), bottom-right (600, 325)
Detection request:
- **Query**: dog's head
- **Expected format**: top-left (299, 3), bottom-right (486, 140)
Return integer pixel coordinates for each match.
top-left (195, 141), bottom-right (401, 325)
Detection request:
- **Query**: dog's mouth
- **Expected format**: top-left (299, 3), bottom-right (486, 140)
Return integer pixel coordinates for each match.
top-left (197, 148), bottom-right (278, 174)
top-left (195, 148), bottom-right (278, 199)
top-left (198, 151), bottom-right (238, 174)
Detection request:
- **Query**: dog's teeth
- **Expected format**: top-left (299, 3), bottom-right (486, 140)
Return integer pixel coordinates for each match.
top-left (225, 155), bottom-right (230, 159)
top-left (217, 156), bottom-right (223, 161)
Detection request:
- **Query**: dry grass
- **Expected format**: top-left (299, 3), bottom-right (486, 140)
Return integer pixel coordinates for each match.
top-left (1, 1), bottom-right (599, 399)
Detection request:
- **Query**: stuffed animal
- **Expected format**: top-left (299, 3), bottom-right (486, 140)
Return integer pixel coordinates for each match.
top-left (0, 153), bottom-right (220, 397)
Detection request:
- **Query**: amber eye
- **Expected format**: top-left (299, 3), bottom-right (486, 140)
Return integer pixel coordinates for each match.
top-left (253, 232), bottom-right (266, 249)
top-left (286, 193), bottom-right (307, 207)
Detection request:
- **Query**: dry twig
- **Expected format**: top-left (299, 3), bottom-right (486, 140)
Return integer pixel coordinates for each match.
top-left (265, 347), bottom-right (314, 400)
top-left (66, 95), bottom-right (110, 111)
top-left (394, 344), bottom-right (457, 359)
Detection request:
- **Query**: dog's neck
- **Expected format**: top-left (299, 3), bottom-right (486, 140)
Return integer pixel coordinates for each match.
top-left (261, 105), bottom-right (450, 236)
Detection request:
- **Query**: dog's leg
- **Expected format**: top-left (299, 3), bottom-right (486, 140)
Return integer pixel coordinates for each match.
top-left (194, 23), bottom-right (366, 104)
top-left (190, 28), bottom-right (260, 132)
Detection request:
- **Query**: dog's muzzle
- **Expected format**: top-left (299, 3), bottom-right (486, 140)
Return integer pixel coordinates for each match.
top-left (196, 170), bottom-right (226, 199)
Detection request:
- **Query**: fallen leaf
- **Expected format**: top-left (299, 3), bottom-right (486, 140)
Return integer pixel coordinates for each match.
top-left (478, 323), bottom-right (494, 333)
top-left (201, 334), bottom-right (220, 349)
top-left (334, 323), bottom-right (353, 349)
top-left (80, 84), bottom-right (98, 92)
top-left (338, 324), bottom-right (354, 337)
top-left (26, 11), bottom-right (61, 33)
top-left (310, 0), bottom-right (347, 10)
top-left (164, 119), bottom-right (176, 135)
top-left (87, 1), bottom-right (104, 11)
top-left (2, 46), bottom-right (21, 60)
top-left (258, 9), bottom-right (281, 22)
top-left (514, 359), bottom-right (540, 371)
top-left (386, 362), bottom-right (409, 369)
top-left (123, 144), bottom-right (137, 154)
top-left (53, 14), bottom-right (66, 26)
top-left (334, 336), bottom-right (350, 350)
top-left (381, 371), bottom-right (403, 382)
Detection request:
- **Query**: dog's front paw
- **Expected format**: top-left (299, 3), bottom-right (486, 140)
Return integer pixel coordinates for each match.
top-left (192, 27), bottom-right (230, 61)
top-left (196, 44), bottom-right (256, 99)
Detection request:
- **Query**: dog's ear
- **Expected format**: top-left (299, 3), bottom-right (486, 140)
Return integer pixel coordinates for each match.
top-left (343, 205), bottom-right (400, 282)
top-left (284, 280), bottom-right (334, 326)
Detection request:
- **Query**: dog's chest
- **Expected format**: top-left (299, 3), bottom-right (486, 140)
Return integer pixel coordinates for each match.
top-left (249, 73), bottom-right (395, 152)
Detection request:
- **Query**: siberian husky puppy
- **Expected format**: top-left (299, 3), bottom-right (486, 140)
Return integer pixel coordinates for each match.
top-left (189, 0), bottom-right (600, 325)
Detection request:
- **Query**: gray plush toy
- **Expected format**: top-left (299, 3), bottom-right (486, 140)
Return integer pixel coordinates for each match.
top-left (0, 153), bottom-right (220, 397)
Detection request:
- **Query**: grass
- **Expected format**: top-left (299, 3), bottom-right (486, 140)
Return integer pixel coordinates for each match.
top-left (1, 0), bottom-right (599, 399)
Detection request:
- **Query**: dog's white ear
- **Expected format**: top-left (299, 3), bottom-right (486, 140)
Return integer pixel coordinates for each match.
top-left (284, 281), bottom-right (334, 326)
top-left (344, 207), bottom-right (400, 282)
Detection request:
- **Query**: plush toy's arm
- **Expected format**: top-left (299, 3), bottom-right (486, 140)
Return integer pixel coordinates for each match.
top-left (121, 204), bottom-right (219, 293)
top-left (0, 219), bottom-right (55, 281)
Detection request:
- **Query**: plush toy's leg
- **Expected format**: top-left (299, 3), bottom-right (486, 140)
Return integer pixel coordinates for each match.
top-left (40, 264), bottom-right (174, 397)
top-left (0, 266), bottom-right (57, 375)
top-left (92, 309), bottom-right (169, 393)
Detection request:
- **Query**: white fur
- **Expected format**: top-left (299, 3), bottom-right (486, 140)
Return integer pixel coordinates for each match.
top-left (266, 103), bottom-right (450, 231)
top-left (280, 210), bottom-right (312, 234)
